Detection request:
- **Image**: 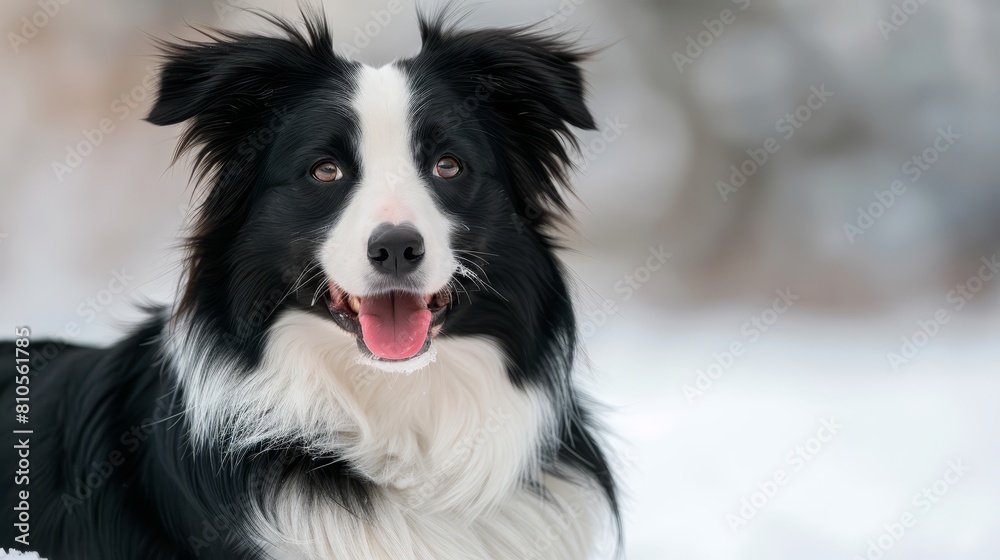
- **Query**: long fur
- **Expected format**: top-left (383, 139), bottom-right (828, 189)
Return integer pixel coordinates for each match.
top-left (0, 9), bottom-right (620, 559)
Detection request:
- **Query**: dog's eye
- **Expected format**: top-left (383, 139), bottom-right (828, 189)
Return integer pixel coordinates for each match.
top-left (433, 156), bottom-right (461, 179)
top-left (312, 161), bottom-right (343, 182)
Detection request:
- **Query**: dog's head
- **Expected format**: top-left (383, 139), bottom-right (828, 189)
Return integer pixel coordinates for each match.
top-left (149, 12), bottom-right (594, 372)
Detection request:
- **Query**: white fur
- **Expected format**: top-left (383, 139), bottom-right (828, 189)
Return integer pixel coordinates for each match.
top-left (320, 63), bottom-right (457, 297)
top-left (357, 343), bottom-right (438, 373)
top-left (172, 311), bottom-right (548, 501)
top-left (263, 471), bottom-right (603, 560)
top-left (168, 310), bottom-right (609, 559)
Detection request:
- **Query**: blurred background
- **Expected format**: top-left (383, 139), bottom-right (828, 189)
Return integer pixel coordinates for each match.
top-left (2, 0), bottom-right (999, 558)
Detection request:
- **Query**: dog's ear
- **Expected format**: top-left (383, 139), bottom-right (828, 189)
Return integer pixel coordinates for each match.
top-left (146, 14), bottom-right (342, 179)
top-left (417, 16), bottom-right (597, 228)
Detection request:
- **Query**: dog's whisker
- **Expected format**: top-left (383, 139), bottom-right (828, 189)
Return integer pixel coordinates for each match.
top-left (455, 255), bottom-right (492, 282)
top-left (454, 262), bottom-right (508, 302)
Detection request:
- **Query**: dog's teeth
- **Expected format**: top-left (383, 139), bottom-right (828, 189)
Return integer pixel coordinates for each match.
top-left (348, 296), bottom-right (361, 313)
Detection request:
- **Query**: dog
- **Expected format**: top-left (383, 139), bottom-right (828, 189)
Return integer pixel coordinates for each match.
top-left (1, 9), bottom-right (621, 559)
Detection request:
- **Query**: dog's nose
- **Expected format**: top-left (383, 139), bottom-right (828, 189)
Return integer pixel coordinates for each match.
top-left (367, 222), bottom-right (425, 276)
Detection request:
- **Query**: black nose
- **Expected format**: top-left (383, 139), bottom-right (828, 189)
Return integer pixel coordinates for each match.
top-left (367, 222), bottom-right (425, 277)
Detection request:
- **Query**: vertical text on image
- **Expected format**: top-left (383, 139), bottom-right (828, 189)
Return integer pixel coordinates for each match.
top-left (12, 327), bottom-right (33, 547)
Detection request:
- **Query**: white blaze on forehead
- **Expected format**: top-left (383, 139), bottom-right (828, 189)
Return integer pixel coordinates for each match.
top-left (353, 64), bottom-right (417, 220)
top-left (320, 64), bottom-right (456, 295)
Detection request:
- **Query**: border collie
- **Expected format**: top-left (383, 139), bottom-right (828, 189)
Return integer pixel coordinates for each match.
top-left (2, 9), bottom-right (620, 559)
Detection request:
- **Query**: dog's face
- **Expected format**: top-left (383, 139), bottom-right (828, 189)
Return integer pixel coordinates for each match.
top-left (149, 15), bottom-right (594, 372)
top-left (314, 63), bottom-right (498, 365)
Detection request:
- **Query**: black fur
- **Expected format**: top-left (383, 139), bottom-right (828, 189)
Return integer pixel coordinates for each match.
top-left (1, 10), bottom-right (620, 558)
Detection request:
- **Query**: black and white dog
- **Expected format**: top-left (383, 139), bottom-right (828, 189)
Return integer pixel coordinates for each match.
top-left (1, 10), bottom-right (620, 559)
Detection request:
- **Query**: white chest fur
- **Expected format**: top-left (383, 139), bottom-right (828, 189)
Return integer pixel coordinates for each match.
top-left (262, 472), bottom-right (601, 560)
top-left (171, 311), bottom-right (606, 559)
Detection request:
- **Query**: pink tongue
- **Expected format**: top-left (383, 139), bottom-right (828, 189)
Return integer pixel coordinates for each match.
top-left (358, 292), bottom-right (431, 360)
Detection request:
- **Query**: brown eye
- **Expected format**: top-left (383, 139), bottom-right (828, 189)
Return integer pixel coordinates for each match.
top-left (311, 161), bottom-right (342, 182)
top-left (434, 156), bottom-right (461, 179)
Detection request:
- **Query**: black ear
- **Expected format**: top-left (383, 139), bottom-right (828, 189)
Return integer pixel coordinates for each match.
top-left (146, 13), bottom-right (352, 320)
top-left (417, 15), bottom-right (597, 226)
top-left (146, 13), bottom-right (341, 179)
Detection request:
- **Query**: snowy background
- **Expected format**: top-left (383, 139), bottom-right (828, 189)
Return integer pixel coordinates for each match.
top-left (2, 0), bottom-right (1000, 558)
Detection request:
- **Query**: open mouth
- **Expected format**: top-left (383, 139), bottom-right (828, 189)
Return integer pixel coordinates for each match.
top-left (324, 281), bottom-right (450, 362)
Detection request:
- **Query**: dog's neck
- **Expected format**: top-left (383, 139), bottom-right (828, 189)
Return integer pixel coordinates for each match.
top-left (170, 310), bottom-right (552, 509)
